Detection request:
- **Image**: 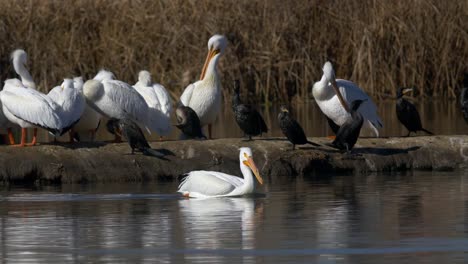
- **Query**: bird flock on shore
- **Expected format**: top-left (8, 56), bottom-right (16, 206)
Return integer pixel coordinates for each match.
top-left (1, 34), bottom-right (467, 197)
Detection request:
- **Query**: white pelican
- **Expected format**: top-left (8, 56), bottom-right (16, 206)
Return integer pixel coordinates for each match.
top-left (312, 61), bottom-right (383, 137)
top-left (133, 70), bottom-right (172, 138)
top-left (179, 34), bottom-right (227, 138)
top-left (0, 79), bottom-right (63, 146)
top-left (72, 77), bottom-right (102, 141)
top-left (178, 147), bottom-right (263, 198)
top-left (11, 49), bottom-right (36, 89)
top-left (47, 78), bottom-right (86, 140)
top-left (83, 70), bottom-right (150, 141)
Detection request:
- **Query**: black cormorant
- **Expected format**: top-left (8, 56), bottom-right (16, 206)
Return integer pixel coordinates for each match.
top-left (461, 74), bottom-right (468, 124)
top-left (175, 105), bottom-right (206, 139)
top-left (396, 88), bottom-right (433, 136)
top-left (231, 80), bottom-right (268, 140)
top-left (329, 99), bottom-right (366, 153)
top-left (106, 118), bottom-right (167, 158)
top-left (278, 105), bottom-right (320, 150)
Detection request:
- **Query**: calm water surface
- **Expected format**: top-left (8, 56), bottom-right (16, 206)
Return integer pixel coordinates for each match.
top-left (1, 170), bottom-right (468, 263)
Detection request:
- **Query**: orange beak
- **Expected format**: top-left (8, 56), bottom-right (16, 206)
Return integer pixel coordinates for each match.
top-left (243, 156), bottom-right (263, 185)
top-left (199, 47), bottom-right (217, 80)
top-left (331, 79), bottom-right (350, 113)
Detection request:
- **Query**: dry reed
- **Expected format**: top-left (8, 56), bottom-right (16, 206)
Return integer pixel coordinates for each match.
top-left (0, 0), bottom-right (466, 104)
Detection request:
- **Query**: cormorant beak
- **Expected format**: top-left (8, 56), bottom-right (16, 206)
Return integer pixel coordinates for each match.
top-left (199, 47), bottom-right (220, 80)
top-left (330, 79), bottom-right (350, 113)
top-left (402, 88), bottom-right (413, 95)
top-left (243, 155), bottom-right (263, 185)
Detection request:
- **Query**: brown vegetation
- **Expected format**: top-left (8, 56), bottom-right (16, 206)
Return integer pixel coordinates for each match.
top-left (0, 0), bottom-right (466, 103)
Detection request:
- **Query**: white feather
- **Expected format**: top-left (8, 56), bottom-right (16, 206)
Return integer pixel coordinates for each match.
top-left (177, 147), bottom-right (262, 198)
top-left (133, 71), bottom-right (172, 136)
top-left (72, 77), bottom-right (101, 134)
top-left (312, 62), bottom-right (383, 137)
top-left (1, 79), bottom-right (62, 132)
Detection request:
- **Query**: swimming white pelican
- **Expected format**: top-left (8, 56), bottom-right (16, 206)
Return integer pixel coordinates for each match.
top-left (83, 70), bottom-right (150, 141)
top-left (178, 147), bottom-right (263, 198)
top-left (0, 79), bottom-right (63, 146)
top-left (312, 61), bottom-right (383, 137)
top-left (179, 34), bottom-right (227, 138)
top-left (133, 70), bottom-right (172, 138)
top-left (72, 77), bottom-right (102, 141)
top-left (47, 78), bottom-right (86, 141)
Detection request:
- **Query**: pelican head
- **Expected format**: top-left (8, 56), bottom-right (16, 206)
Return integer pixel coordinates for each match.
top-left (200, 34), bottom-right (227, 80)
top-left (323, 61), bottom-right (335, 82)
top-left (73, 76), bottom-right (84, 91)
top-left (83, 79), bottom-right (105, 102)
top-left (94, 69), bottom-right (115, 82)
top-left (239, 147), bottom-right (263, 185)
top-left (61, 78), bottom-right (74, 90)
top-left (10, 49), bottom-right (36, 89)
top-left (137, 70), bottom-right (152, 86)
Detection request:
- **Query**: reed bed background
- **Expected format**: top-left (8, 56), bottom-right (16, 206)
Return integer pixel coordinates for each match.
top-left (0, 0), bottom-right (466, 104)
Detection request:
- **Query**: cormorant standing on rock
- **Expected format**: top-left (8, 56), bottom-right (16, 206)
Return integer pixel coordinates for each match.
top-left (396, 88), bottom-right (433, 136)
top-left (175, 104), bottom-right (206, 139)
top-left (461, 73), bottom-right (468, 124)
top-left (329, 99), bottom-right (366, 153)
top-left (106, 118), bottom-right (167, 159)
top-left (278, 105), bottom-right (320, 150)
top-left (232, 80), bottom-right (268, 141)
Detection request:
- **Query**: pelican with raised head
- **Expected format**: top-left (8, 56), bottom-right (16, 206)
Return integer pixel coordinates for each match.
top-left (178, 147), bottom-right (263, 198)
top-left (83, 70), bottom-right (150, 142)
top-left (312, 61), bottom-right (383, 137)
top-left (133, 70), bottom-right (172, 139)
top-left (179, 34), bottom-right (227, 139)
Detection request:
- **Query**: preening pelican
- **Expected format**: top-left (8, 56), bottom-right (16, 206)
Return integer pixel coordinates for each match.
top-left (312, 61), bottom-right (383, 137)
top-left (11, 49), bottom-right (36, 89)
top-left (0, 79), bottom-right (63, 146)
top-left (83, 70), bottom-right (150, 141)
top-left (133, 70), bottom-right (172, 138)
top-left (72, 77), bottom-right (101, 141)
top-left (178, 147), bottom-right (263, 198)
top-left (179, 34), bottom-right (227, 138)
top-left (48, 79), bottom-right (86, 138)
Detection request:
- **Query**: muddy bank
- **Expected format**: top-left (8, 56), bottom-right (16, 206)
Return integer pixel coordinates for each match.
top-left (0, 135), bottom-right (467, 184)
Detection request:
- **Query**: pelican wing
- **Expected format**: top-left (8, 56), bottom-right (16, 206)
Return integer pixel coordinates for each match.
top-left (0, 88), bottom-right (62, 130)
top-left (179, 83), bottom-right (195, 106)
top-left (337, 79), bottom-right (383, 130)
top-left (103, 80), bottom-right (148, 124)
top-left (47, 86), bottom-right (62, 104)
top-left (153, 84), bottom-right (172, 115)
top-left (178, 170), bottom-right (244, 197)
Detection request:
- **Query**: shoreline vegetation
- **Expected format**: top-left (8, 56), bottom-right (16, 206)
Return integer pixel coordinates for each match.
top-left (0, 0), bottom-right (466, 104)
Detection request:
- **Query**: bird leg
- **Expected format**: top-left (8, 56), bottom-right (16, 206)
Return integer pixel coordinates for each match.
top-left (12, 128), bottom-right (27, 147)
top-left (68, 129), bottom-right (75, 143)
top-left (159, 136), bottom-right (163, 141)
top-left (208, 124), bottom-right (213, 139)
top-left (7, 128), bottom-right (15, 145)
top-left (292, 144), bottom-right (296, 151)
top-left (113, 134), bottom-right (122, 143)
top-left (26, 128), bottom-right (37, 146)
top-left (406, 131), bottom-right (411, 137)
top-left (248, 135), bottom-right (252, 141)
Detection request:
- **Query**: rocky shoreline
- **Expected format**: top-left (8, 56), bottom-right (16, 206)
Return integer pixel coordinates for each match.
top-left (0, 135), bottom-right (467, 184)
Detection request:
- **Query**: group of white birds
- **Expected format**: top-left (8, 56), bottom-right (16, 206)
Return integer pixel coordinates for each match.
top-left (0, 34), bottom-right (383, 198)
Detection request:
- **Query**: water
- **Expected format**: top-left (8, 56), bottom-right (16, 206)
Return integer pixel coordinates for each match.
top-left (1, 170), bottom-right (468, 263)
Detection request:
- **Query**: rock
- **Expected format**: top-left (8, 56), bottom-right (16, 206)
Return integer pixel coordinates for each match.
top-left (0, 136), bottom-right (466, 184)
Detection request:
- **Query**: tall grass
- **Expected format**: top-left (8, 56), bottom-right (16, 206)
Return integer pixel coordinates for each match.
top-left (0, 0), bottom-right (466, 103)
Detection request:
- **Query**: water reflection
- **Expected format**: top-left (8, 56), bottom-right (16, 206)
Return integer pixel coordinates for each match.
top-left (0, 171), bottom-right (468, 263)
